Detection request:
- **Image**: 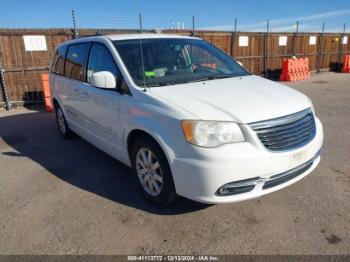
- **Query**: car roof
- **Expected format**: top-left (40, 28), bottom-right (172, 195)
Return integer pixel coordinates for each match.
top-left (107, 33), bottom-right (200, 41)
top-left (59, 33), bottom-right (200, 47)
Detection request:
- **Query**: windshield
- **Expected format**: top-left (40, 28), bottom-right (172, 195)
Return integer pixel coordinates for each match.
top-left (113, 38), bottom-right (249, 87)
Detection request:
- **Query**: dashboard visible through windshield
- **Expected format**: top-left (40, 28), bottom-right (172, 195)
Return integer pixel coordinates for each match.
top-left (113, 38), bottom-right (249, 87)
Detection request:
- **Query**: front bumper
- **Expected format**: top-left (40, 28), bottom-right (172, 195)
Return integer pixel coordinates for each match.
top-left (171, 117), bottom-right (323, 204)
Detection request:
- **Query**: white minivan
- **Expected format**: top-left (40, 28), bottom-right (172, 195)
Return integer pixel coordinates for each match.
top-left (50, 33), bottom-right (323, 206)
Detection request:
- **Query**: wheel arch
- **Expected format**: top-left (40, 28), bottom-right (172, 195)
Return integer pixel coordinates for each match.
top-left (126, 129), bottom-right (173, 168)
top-left (52, 97), bottom-right (59, 108)
top-left (52, 98), bottom-right (67, 119)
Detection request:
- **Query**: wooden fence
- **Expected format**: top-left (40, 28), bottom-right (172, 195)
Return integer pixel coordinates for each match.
top-left (0, 28), bottom-right (349, 107)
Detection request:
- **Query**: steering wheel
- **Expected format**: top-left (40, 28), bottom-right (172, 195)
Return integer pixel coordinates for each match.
top-left (192, 64), bottom-right (218, 73)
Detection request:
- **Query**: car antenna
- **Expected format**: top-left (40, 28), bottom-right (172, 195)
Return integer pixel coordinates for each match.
top-left (138, 13), bottom-right (147, 92)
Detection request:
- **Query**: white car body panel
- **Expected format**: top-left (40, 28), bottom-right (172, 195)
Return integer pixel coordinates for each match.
top-left (148, 75), bottom-right (311, 123)
top-left (50, 34), bottom-right (323, 204)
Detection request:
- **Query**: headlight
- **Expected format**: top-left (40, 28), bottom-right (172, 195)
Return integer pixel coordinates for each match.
top-left (181, 120), bottom-right (245, 148)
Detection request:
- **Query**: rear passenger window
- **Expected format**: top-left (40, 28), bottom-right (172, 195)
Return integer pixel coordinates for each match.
top-left (51, 45), bottom-right (67, 75)
top-left (64, 43), bottom-right (89, 81)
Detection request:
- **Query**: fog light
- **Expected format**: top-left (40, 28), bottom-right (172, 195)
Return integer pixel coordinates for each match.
top-left (216, 177), bottom-right (259, 196)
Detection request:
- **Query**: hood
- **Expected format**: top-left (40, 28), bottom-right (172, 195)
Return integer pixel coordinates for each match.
top-left (149, 75), bottom-right (311, 123)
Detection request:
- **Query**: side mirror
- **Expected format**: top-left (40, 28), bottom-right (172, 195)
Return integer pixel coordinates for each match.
top-left (237, 61), bottom-right (243, 67)
top-left (91, 71), bottom-right (116, 89)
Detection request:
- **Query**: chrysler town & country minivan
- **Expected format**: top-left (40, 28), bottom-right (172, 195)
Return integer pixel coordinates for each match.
top-left (50, 34), bottom-right (323, 205)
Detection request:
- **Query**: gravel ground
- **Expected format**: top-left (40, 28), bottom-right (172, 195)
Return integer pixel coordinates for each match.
top-left (0, 72), bottom-right (349, 255)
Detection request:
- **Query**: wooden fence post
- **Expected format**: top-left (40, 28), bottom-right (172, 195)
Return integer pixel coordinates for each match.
top-left (317, 22), bottom-right (325, 73)
top-left (338, 23), bottom-right (346, 71)
top-left (264, 20), bottom-right (270, 78)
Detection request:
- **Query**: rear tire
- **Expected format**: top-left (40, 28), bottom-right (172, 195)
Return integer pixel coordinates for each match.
top-left (54, 104), bottom-right (74, 139)
top-left (131, 136), bottom-right (178, 206)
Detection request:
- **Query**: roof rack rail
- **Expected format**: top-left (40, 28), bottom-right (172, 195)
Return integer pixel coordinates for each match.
top-left (77, 31), bottom-right (104, 38)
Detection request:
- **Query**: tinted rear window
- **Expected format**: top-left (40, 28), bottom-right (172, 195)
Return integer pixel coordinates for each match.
top-left (64, 43), bottom-right (90, 81)
top-left (51, 45), bottom-right (67, 76)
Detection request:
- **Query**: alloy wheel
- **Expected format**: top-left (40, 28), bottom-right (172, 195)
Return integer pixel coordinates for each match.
top-left (136, 147), bottom-right (163, 196)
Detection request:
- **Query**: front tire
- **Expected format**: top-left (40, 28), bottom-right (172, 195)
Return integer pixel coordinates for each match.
top-left (131, 136), bottom-right (177, 206)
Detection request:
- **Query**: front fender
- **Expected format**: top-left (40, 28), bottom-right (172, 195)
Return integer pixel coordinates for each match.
top-left (119, 90), bottom-right (197, 167)
top-left (124, 114), bottom-right (184, 166)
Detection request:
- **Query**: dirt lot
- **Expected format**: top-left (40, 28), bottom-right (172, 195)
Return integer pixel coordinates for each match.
top-left (0, 72), bottom-right (349, 255)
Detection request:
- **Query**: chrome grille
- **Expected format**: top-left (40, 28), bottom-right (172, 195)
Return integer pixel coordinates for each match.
top-left (249, 108), bottom-right (316, 151)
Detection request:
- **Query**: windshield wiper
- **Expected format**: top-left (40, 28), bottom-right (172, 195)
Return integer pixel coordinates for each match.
top-left (214, 74), bottom-right (242, 79)
top-left (145, 75), bottom-right (238, 87)
top-left (187, 76), bottom-right (216, 83)
top-left (145, 82), bottom-right (168, 87)
top-left (187, 75), bottom-right (236, 83)
top-left (213, 75), bottom-right (234, 79)
top-left (147, 80), bottom-right (189, 87)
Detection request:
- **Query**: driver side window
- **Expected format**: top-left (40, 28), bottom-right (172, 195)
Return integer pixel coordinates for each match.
top-left (87, 43), bottom-right (120, 87)
top-left (188, 44), bottom-right (225, 70)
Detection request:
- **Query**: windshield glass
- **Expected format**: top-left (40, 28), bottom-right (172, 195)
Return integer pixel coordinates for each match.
top-left (113, 38), bottom-right (249, 87)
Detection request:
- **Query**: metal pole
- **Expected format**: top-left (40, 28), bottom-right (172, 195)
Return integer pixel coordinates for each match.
top-left (231, 18), bottom-right (237, 57)
top-left (0, 61), bottom-right (11, 111)
top-left (296, 20), bottom-right (299, 33)
top-left (264, 20), bottom-right (270, 78)
top-left (139, 13), bottom-right (143, 33)
top-left (71, 10), bottom-right (78, 39)
top-left (317, 22), bottom-right (325, 72)
top-left (192, 16), bottom-right (195, 36)
top-left (292, 21), bottom-right (299, 57)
